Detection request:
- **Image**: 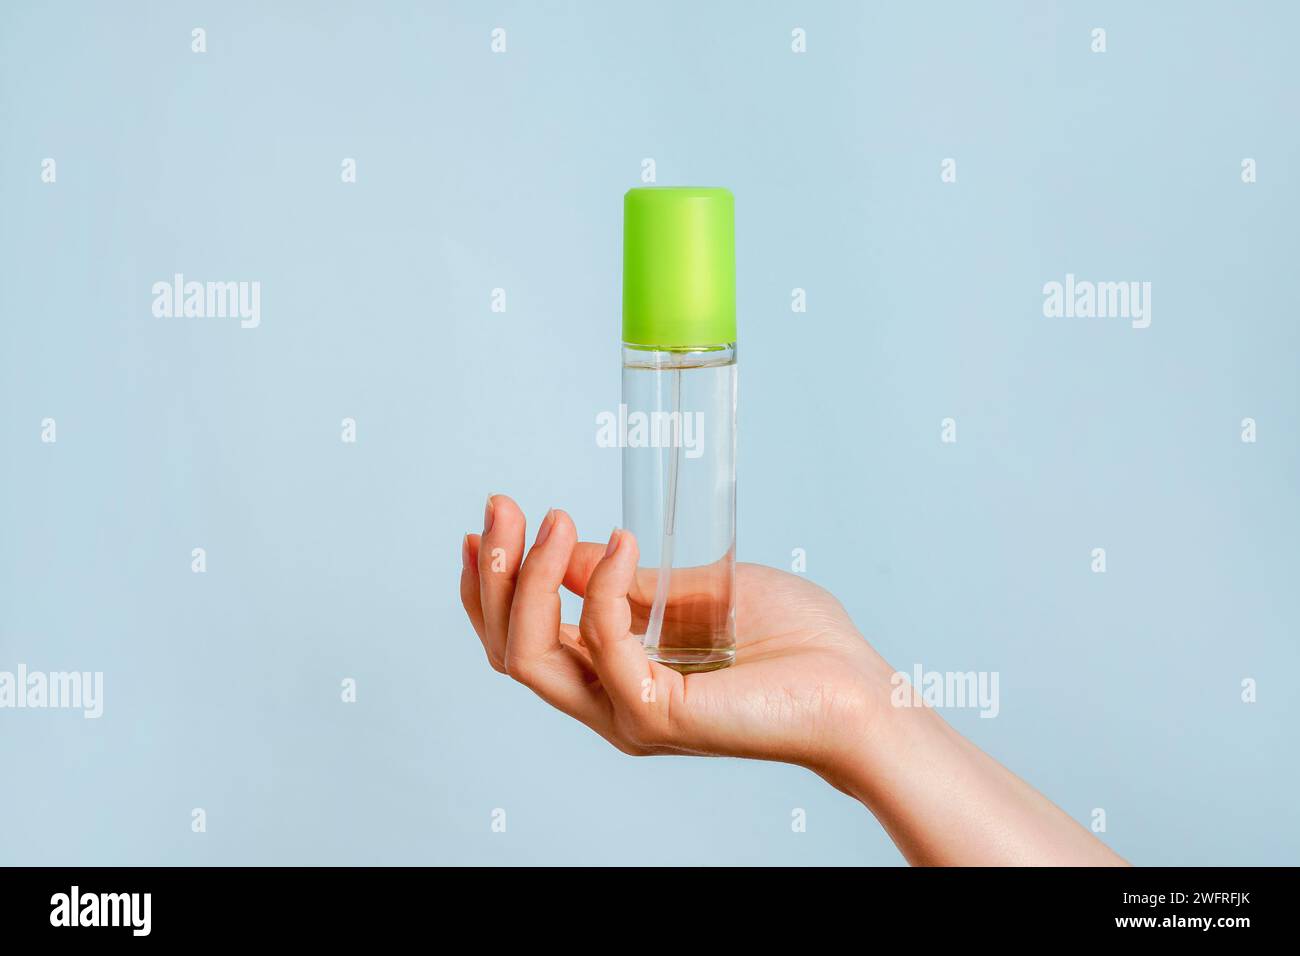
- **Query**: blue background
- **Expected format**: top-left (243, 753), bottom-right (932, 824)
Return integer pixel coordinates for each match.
top-left (1, 0), bottom-right (1296, 865)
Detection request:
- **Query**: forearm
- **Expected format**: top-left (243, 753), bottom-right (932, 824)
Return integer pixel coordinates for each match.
top-left (821, 698), bottom-right (1128, 867)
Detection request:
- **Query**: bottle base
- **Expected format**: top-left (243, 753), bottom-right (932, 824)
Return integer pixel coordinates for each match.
top-left (646, 647), bottom-right (736, 674)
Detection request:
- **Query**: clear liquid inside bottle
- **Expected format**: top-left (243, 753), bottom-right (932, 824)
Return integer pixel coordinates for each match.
top-left (621, 343), bottom-right (736, 673)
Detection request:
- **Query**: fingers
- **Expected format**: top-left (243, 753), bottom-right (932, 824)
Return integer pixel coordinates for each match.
top-left (561, 542), bottom-right (609, 597)
top-left (477, 494), bottom-right (526, 672)
top-left (504, 510), bottom-right (612, 729)
top-left (506, 510), bottom-right (572, 665)
top-left (578, 530), bottom-right (680, 732)
top-left (563, 540), bottom-right (657, 612)
top-left (459, 533), bottom-right (486, 643)
top-left (461, 509), bottom-right (688, 756)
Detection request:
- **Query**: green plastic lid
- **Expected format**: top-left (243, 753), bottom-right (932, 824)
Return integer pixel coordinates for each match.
top-left (622, 187), bottom-right (735, 348)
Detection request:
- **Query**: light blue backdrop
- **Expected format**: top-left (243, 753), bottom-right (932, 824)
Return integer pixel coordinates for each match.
top-left (1, 0), bottom-right (1296, 865)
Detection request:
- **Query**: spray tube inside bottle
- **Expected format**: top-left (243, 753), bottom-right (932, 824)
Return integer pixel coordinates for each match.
top-left (621, 187), bottom-right (737, 673)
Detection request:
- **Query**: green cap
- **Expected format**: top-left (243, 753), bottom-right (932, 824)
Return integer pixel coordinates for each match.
top-left (622, 187), bottom-right (735, 348)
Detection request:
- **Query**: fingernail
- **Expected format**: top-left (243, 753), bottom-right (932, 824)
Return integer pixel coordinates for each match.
top-left (461, 533), bottom-right (471, 569)
top-left (535, 509), bottom-right (556, 547)
top-left (483, 495), bottom-right (496, 534)
top-left (605, 527), bottom-right (621, 558)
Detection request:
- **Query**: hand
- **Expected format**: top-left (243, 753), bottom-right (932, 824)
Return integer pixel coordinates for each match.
top-left (459, 494), bottom-right (897, 773)
top-left (460, 493), bottom-right (1129, 866)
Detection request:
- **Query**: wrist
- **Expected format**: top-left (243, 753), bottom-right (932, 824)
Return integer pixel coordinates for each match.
top-left (811, 660), bottom-right (955, 808)
top-left (803, 646), bottom-right (1131, 866)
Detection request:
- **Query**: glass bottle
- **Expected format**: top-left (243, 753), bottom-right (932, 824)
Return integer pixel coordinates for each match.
top-left (620, 187), bottom-right (737, 673)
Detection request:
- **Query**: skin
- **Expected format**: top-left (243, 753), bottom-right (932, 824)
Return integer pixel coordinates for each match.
top-left (460, 494), bottom-right (1128, 866)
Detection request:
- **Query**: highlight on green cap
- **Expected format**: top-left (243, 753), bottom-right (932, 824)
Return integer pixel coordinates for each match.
top-left (622, 187), bottom-right (736, 349)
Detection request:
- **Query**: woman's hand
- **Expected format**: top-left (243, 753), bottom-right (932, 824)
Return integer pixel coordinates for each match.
top-left (460, 494), bottom-right (897, 774)
top-left (460, 493), bottom-right (1128, 866)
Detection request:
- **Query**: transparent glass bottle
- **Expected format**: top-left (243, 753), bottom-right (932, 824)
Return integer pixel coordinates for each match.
top-left (620, 187), bottom-right (737, 672)
top-left (622, 343), bottom-right (736, 672)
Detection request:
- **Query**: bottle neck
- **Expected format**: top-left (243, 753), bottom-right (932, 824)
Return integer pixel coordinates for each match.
top-left (622, 342), bottom-right (736, 369)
